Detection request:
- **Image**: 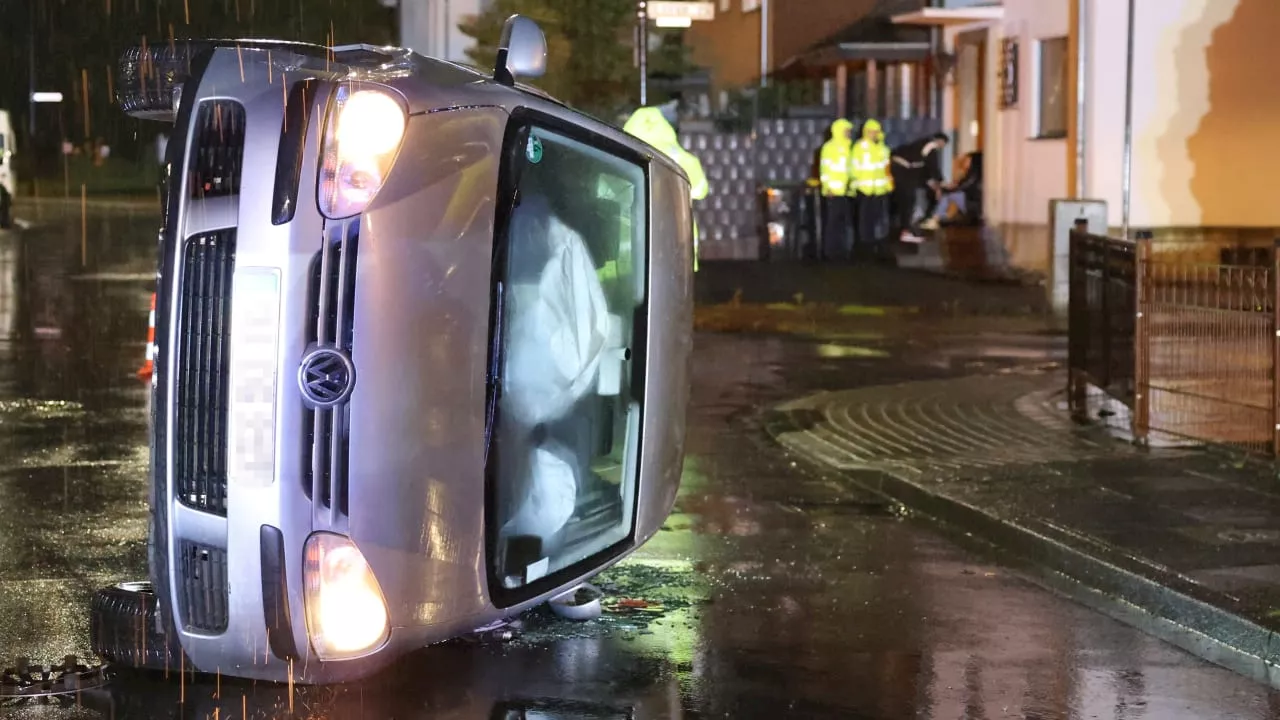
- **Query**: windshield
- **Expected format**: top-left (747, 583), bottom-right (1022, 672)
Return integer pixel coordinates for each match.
top-left (487, 120), bottom-right (648, 599)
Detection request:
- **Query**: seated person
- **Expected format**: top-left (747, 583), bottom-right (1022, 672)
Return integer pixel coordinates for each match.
top-left (919, 151), bottom-right (983, 230)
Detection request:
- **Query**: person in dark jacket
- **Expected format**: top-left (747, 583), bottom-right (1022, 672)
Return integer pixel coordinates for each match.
top-left (920, 151), bottom-right (983, 229)
top-left (890, 132), bottom-right (948, 236)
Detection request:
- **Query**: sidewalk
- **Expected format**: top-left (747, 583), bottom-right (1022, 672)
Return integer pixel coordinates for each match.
top-left (694, 260), bottom-right (1058, 337)
top-left (696, 259), bottom-right (1047, 312)
top-left (766, 369), bottom-right (1280, 687)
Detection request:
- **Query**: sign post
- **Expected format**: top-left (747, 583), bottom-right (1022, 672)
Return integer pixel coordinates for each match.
top-left (648, 1), bottom-right (715, 26)
top-left (637, 1), bottom-right (716, 105)
top-left (637, 1), bottom-right (649, 105)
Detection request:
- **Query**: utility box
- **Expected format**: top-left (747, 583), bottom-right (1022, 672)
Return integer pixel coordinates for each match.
top-left (1049, 199), bottom-right (1108, 316)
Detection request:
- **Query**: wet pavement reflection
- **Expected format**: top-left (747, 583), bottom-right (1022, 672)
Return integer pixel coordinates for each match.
top-left (2, 206), bottom-right (1280, 718)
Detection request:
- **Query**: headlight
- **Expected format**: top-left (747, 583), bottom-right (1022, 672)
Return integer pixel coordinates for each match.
top-left (318, 85), bottom-right (408, 219)
top-left (303, 533), bottom-right (391, 660)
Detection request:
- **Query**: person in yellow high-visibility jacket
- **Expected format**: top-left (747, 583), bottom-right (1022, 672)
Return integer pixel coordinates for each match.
top-left (849, 118), bottom-right (894, 259)
top-left (818, 118), bottom-right (854, 261)
top-left (622, 104), bottom-right (708, 271)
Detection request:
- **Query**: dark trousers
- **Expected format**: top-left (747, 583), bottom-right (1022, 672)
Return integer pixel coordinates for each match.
top-left (821, 195), bottom-right (853, 261)
top-left (855, 193), bottom-right (890, 251)
top-left (892, 185), bottom-right (917, 235)
top-left (892, 183), bottom-right (939, 236)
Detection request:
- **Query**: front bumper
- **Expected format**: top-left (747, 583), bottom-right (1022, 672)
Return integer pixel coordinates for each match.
top-left (145, 45), bottom-right (368, 683)
top-left (145, 45), bottom-right (541, 684)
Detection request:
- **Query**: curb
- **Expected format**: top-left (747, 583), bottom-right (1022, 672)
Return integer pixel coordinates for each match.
top-left (763, 406), bottom-right (1280, 689)
top-left (16, 197), bottom-right (159, 211)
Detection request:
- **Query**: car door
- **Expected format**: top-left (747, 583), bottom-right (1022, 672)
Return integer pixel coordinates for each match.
top-left (484, 108), bottom-right (650, 605)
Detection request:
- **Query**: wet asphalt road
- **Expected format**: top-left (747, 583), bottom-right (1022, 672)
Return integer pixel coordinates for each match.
top-left (2, 202), bottom-right (1280, 718)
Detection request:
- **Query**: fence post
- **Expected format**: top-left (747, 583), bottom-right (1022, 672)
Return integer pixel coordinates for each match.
top-left (1101, 228), bottom-right (1113, 392)
top-left (1273, 238), bottom-right (1280, 456)
top-left (1068, 219), bottom-right (1089, 417)
top-left (1134, 230), bottom-right (1152, 446)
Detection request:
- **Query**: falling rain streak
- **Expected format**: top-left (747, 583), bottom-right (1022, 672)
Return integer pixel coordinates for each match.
top-left (0, 0), bottom-right (393, 197)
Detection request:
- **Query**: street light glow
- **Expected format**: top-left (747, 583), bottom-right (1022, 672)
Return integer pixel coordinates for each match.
top-left (31, 92), bottom-right (64, 103)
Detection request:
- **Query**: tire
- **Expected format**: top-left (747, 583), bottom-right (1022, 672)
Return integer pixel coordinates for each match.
top-left (89, 581), bottom-right (184, 672)
top-left (116, 39), bottom-right (330, 121)
top-left (115, 42), bottom-right (212, 121)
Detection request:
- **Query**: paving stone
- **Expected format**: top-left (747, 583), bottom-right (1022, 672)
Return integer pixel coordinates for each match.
top-left (769, 367), bottom-right (1280, 653)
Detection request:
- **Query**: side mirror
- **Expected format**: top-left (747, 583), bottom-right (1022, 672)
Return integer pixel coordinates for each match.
top-left (493, 15), bottom-right (547, 87)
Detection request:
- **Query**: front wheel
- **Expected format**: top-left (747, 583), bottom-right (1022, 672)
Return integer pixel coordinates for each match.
top-left (89, 581), bottom-right (184, 672)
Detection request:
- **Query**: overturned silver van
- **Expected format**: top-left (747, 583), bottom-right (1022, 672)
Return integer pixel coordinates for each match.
top-left (90, 16), bottom-right (694, 684)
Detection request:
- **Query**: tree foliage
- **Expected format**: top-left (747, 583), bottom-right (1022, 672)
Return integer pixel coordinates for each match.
top-left (0, 0), bottom-right (395, 169)
top-left (459, 0), bottom-right (694, 118)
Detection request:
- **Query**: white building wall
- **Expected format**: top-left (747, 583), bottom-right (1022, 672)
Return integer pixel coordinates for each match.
top-left (1087, 0), bottom-right (1280, 229)
top-left (400, 0), bottom-right (484, 65)
top-left (983, 0), bottom-right (1069, 231)
top-left (978, 0), bottom-right (1280, 236)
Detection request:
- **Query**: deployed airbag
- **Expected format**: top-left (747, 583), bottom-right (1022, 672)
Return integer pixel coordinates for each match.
top-left (498, 195), bottom-right (611, 544)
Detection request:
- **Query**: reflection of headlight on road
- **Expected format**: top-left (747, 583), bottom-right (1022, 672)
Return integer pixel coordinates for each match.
top-left (227, 268), bottom-right (281, 489)
top-left (0, 239), bottom-right (16, 340)
top-left (318, 85), bottom-right (408, 219)
top-left (303, 533), bottom-right (391, 660)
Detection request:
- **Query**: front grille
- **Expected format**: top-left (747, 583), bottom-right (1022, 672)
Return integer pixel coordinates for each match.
top-left (178, 542), bottom-right (230, 633)
top-left (189, 100), bottom-right (246, 199)
top-left (302, 220), bottom-right (359, 515)
top-left (174, 231), bottom-right (236, 516)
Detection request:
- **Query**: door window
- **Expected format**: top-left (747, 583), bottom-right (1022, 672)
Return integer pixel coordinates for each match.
top-left (487, 120), bottom-right (647, 596)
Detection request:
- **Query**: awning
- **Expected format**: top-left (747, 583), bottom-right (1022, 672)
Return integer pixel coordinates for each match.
top-left (778, 14), bottom-right (933, 71)
top-left (890, 6), bottom-right (1003, 26)
top-left (781, 42), bottom-right (932, 70)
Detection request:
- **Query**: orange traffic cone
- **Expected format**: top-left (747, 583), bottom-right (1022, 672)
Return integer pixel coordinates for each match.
top-left (138, 292), bottom-right (156, 380)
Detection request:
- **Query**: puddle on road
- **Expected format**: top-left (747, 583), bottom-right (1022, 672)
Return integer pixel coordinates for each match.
top-left (814, 343), bottom-right (890, 359)
top-left (836, 304), bottom-right (916, 317)
top-left (0, 399), bottom-right (84, 421)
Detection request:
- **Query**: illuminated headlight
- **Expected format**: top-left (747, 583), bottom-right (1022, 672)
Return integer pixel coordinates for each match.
top-left (227, 268), bottom-right (281, 489)
top-left (318, 84), bottom-right (409, 219)
top-left (303, 533), bottom-right (391, 660)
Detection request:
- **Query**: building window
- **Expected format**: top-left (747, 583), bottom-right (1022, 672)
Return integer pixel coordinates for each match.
top-left (1035, 37), bottom-right (1068, 138)
top-left (742, 0), bottom-right (760, 11)
top-left (719, 0), bottom-right (731, 11)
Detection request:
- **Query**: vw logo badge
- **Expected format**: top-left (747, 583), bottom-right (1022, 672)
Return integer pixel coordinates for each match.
top-left (298, 347), bottom-right (356, 409)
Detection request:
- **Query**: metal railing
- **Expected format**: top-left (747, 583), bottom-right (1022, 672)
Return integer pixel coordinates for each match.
top-left (1068, 228), bottom-right (1139, 415)
top-left (1068, 222), bottom-right (1280, 454)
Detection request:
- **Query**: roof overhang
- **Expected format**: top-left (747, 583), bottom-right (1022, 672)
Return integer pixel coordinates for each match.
top-left (890, 6), bottom-right (1003, 26)
top-left (781, 41), bottom-right (932, 70)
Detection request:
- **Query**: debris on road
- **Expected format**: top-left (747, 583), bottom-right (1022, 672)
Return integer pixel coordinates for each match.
top-left (0, 656), bottom-right (110, 704)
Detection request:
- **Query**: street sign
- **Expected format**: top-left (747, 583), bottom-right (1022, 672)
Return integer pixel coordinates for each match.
top-left (647, 1), bottom-right (715, 22)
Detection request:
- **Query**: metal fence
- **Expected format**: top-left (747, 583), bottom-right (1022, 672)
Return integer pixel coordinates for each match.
top-left (1068, 223), bottom-right (1280, 454)
top-left (1068, 230), bottom-right (1138, 412)
top-left (681, 115), bottom-right (942, 260)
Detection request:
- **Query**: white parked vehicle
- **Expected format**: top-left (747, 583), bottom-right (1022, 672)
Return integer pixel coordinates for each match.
top-left (0, 110), bottom-right (14, 228)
